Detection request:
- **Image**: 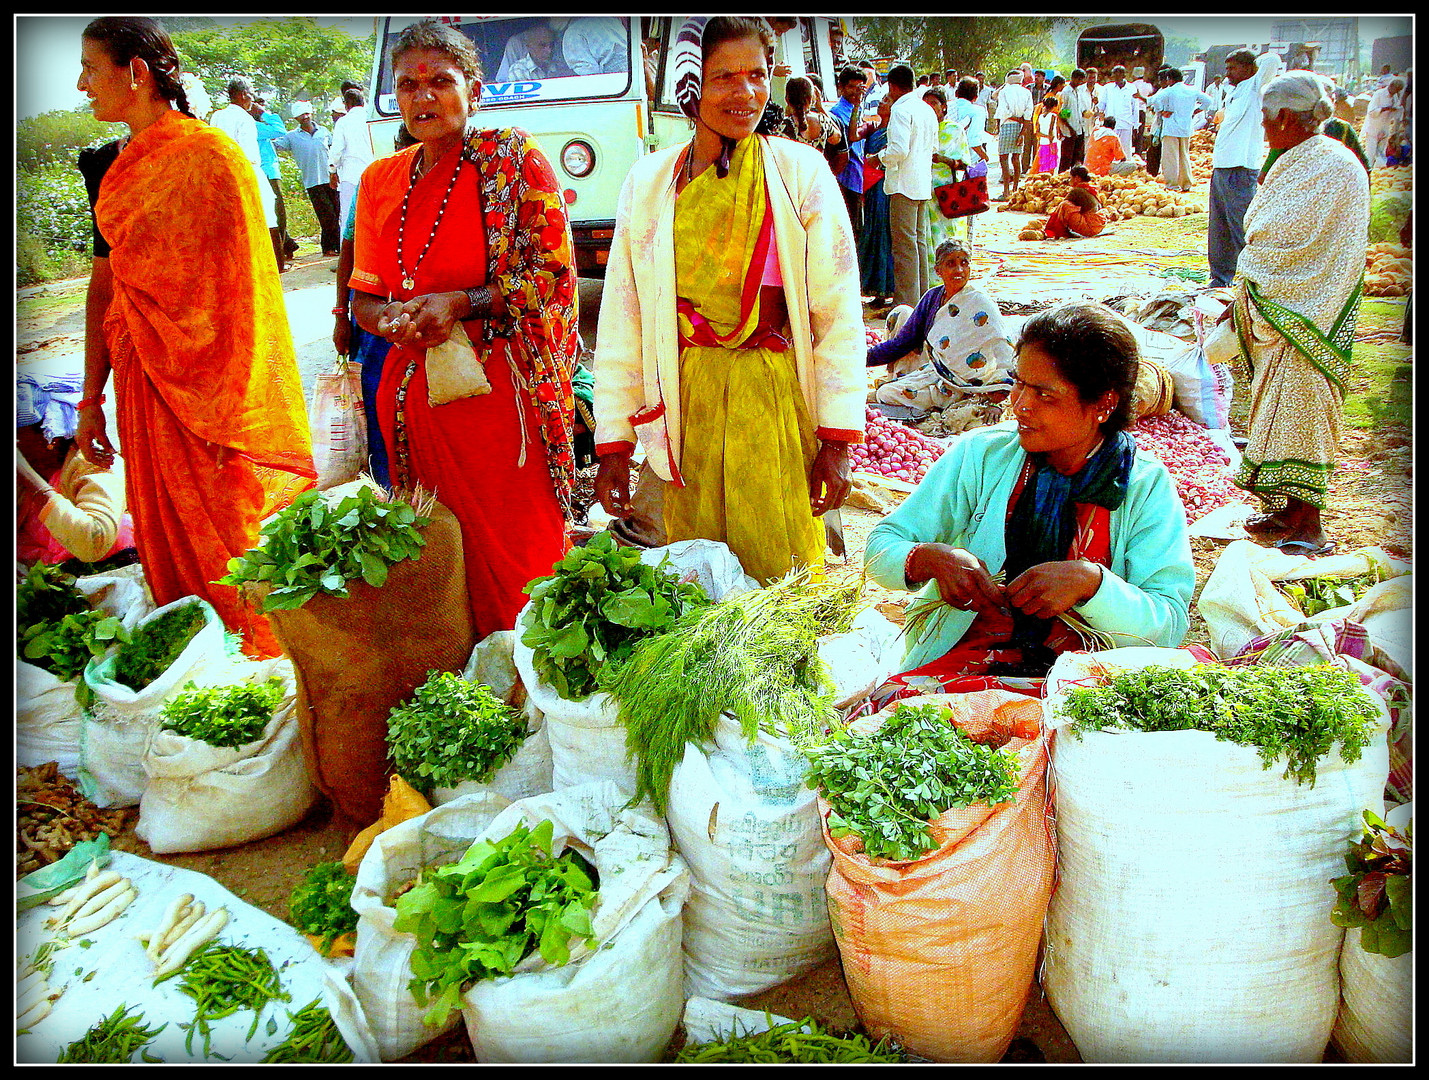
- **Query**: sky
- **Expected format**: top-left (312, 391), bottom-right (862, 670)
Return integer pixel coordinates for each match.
top-left (14, 13), bottom-right (1413, 121)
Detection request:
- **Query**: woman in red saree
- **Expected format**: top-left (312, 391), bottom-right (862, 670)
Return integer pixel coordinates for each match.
top-left (73, 18), bottom-right (314, 658)
top-left (349, 20), bottom-right (577, 637)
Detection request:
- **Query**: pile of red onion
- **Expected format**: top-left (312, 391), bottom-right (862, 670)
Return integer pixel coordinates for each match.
top-left (1131, 412), bottom-right (1248, 523)
top-left (850, 405), bottom-right (949, 484)
top-left (865, 327), bottom-right (883, 350)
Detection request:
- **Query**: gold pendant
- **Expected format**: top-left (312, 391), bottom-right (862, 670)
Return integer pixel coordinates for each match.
top-left (402, 276), bottom-right (415, 291)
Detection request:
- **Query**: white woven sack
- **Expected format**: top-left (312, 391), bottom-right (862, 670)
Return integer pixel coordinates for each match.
top-left (430, 716), bottom-right (554, 806)
top-left (350, 790), bottom-right (512, 1060)
top-left (136, 659), bottom-right (317, 853)
top-left (458, 783), bottom-right (690, 1063)
top-left (1331, 802), bottom-right (1412, 1064)
top-left (816, 606), bottom-right (904, 711)
top-left (1041, 648), bottom-right (1390, 1063)
top-left (666, 714), bottom-right (835, 1000)
top-left (78, 597), bottom-right (238, 808)
top-left (681, 997), bottom-right (799, 1045)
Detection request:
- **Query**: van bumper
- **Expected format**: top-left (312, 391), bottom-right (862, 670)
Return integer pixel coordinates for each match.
top-left (571, 219), bottom-right (616, 278)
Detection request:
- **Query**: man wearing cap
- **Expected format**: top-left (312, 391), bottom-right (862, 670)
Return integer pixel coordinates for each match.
top-left (274, 102), bottom-right (341, 257)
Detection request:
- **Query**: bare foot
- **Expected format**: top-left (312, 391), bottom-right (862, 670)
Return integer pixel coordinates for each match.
top-left (1244, 511), bottom-right (1292, 537)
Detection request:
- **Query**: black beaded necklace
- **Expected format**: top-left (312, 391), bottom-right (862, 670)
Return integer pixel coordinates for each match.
top-left (396, 148), bottom-right (462, 292)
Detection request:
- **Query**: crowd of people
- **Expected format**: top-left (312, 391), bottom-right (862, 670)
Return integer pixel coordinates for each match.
top-left (18, 17), bottom-right (1390, 699)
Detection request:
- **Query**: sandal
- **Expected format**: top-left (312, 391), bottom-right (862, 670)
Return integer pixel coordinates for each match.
top-left (1275, 539), bottom-right (1337, 557)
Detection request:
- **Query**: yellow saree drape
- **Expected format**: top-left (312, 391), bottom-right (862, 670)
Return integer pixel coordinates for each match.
top-left (667, 138), bottom-right (823, 585)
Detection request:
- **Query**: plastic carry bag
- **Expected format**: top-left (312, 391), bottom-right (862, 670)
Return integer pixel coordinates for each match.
top-left (311, 358), bottom-right (368, 491)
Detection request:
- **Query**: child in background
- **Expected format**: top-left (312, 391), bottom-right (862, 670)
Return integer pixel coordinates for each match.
top-left (1043, 184), bottom-right (1107, 239)
top-left (1034, 94), bottom-right (1064, 173)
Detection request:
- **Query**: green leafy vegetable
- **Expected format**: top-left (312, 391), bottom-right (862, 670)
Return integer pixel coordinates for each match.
top-left (174, 942), bottom-right (291, 1058)
top-left (159, 677), bottom-right (285, 748)
top-left (675, 1016), bottom-right (906, 1063)
top-left (394, 819), bottom-right (599, 1028)
top-left (56, 1003), bottom-right (168, 1063)
top-left (21, 607), bottom-right (130, 684)
top-left (1061, 663), bottom-right (1379, 787)
top-left (387, 671), bottom-right (529, 794)
top-left (805, 702), bottom-right (1021, 862)
top-left (259, 999), bottom-right (355, 1063)
top-left (520, 531), bottom-right (708, 700)
top-left (219, 486), bottom-right (432, 613)
top-left (1280, 569), bottom-right (1388, 618)
top-left (111, 602), bottom-right (207, 691)
top-left (600, 570), bottom-right (862, 813)
top-left (1331, 809), bottom-right (1412, 958)
top-left (17, 562), bottom-right (90, 634)
top-left (288, 861), bottom-right (360, 951)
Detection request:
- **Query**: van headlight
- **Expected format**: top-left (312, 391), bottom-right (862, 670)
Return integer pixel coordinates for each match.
top-left (561, 140), bottom-right (595, 178)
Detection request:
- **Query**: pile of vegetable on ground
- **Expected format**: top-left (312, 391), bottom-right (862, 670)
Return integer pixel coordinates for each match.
top-left (17, 763), bottom-right (134, 877)
top-left (850, 405), bottom-right (950, 485)
top-left (1129, 411), bottom-right (1247, 522)
top-left (1364, 242), bottom-right (1411, 298)
top-left (675, 1016), bottom-right (906, 1063)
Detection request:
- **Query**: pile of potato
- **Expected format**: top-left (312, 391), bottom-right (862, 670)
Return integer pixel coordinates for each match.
top-left (1365, 243), bottom-right (1412, 297)
top-left (1003, 170), bottom-right (1203, 229)
top-left (1370, 166), bottom-right (1413, 195)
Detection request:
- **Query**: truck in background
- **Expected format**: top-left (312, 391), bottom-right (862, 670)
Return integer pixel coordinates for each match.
top-left (365, 16), bottom-right (842, 277)
top-left (1076, 23), bottom-right (1164, 81)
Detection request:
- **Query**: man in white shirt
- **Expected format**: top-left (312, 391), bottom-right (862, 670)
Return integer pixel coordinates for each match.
top-left (874, 63), bottom-right (939, 309)
top-left (1100, 66), bottom-right (1138, 159)
top-left (1208, 49), bottom-right (1283, 286)
top-left (210, 77), bottom-right (282, 269)
top-left (1148, 69), bottom-right (1215, 191)
top-left (992, 69), bottom-right (1033, 200)
top-left (1062, 67), bottom-right (1096, 167)
top-left (328, 87), bottom-right (375, 235)
top-left (1362, 78), bottom-right (1405, 166)
top-left (1130, 66), bottom-right (1154, 153)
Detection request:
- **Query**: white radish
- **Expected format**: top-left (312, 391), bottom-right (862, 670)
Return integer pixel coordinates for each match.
top-left (45, 884), bottom-right (81, 906)
top-left (15, 970), bottom-right (45, 1003)
top-left (67, 877), bottom-right (131, 924)
top-left (16, 978), bottom-right (52, 1017)
top-left (85, 858), bottom-right (100, 881)
top-left (16, 997), bottom-right (53, 1031)
top-left (48, 870), bottom-right (122, 926)
top-left (65, 884), bottom-right (137, 935)
top-left (158, 901), bottom-right (206, 956)
top-left (153, 908), bottom-right (228, 980)
top-left (146, 893), bottom-right (194, 962)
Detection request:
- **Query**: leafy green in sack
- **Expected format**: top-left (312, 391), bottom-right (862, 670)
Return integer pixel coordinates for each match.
top-left (1061, 663), bottom-right (1379, 787)
top-left (288, 861), bottom-right (360, 952)
top-left (17, 561), bottom-right (90, 636)
top-left (599, 570), bottom-right (863, 813)
top-left (805, 702), bottom-right (1020, 862)
top-left (1279, 568), bottom-right (1389, 618)
top-left (110, 601), bottom-right (207, 691)
top-left (1331, 809), bottom-right (1412, 958)
top-left (22, 607), bottom-right (130, 685)
top-left (219, 486), bottom-right (432, 613)
top-left (387, 670), bottom-right (528, 794)
top-left (520, 530), bottom-right (708, 700)
top-left (159, 677), bottom-right (286, 748)
top-left (394, 818), bottom-right (599, 1028)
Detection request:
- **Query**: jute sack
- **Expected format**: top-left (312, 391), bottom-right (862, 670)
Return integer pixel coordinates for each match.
top-left (820, 691), bottom-right (1054, 1063)
top-left (258, 500), bottom-right (476, 825)
top-left (1041, 647), bottom-right (1390, 1063)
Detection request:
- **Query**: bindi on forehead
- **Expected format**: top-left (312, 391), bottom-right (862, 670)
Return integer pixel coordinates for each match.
top-left (418, 62), bottom-right (428, 73)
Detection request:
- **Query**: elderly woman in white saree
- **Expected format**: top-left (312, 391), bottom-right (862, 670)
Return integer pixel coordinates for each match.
top-left (1228, 72), bottom-right (1369, 556)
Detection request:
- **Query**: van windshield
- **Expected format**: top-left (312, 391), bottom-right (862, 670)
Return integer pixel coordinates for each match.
top-left (374, 16), bottom-right (632, 115)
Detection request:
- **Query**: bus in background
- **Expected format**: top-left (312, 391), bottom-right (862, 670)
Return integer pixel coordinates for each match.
top-left (366, 16), bottom-right (841, 277)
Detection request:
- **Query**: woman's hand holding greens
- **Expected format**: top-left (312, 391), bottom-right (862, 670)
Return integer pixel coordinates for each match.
top-left (907, 543), bottom-right (1006, 614)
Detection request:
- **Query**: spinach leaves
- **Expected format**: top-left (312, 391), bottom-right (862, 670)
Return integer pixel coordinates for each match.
top-left (1331, 809), bottom-right (1412, 958)
top-left (111, 602), bottom-right (207, 691)
top-left (386, 671), bottom-right (528, 794)
top-left (159, 677), bottom-right (286, 749)
top-left (288, 861), bottom-right (361, 952)
top-left (16, 563), bottom-right (128, 684)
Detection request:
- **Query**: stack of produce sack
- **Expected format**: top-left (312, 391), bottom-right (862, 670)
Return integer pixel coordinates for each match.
top-left (1042, 647), bottom-right (1390, 1062)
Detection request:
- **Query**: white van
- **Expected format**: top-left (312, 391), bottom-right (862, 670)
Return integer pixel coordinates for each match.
top-left (366, 16), bottom-right (845, 276)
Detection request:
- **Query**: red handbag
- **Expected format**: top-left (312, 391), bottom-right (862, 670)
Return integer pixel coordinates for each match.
top-left (933, 167), bottom-right (989, 219)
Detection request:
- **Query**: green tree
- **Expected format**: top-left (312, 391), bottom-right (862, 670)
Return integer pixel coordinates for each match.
top-left (172, 17), bottom-right (376, 119)
top-left (847, 17), bottom-right (1069, 78)
top-left (17, 107), bottom-right (127, 170)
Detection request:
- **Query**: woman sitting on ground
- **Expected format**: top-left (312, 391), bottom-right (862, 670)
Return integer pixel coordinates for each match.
top-left (1086, 115), bottom-right (1142, 176)
top-left (866, 238), bottom-right (1015, 433)
top-left (1043, 183), bottom-right (1107, 239)
top-left (862, 301), bottom-right (1193, 710)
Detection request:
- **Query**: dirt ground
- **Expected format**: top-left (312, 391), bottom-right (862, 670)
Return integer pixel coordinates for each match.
top-left (17, 164), bottom-right (1409, 1064)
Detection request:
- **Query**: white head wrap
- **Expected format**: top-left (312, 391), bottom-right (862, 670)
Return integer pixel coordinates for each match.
top-left (1005, 71), bottom-right (1022, 86)
top-left (180, 72), bottom-right (212, 118)
top-left (1261, 70), bottom-right (1334, 123)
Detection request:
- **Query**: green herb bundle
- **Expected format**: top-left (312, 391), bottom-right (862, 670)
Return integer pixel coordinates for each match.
top-left (1060, 663), bottom-right (1380, 787)
top-left (21, 607), bottom-right (130, 684)
top-left (288, 861), bottom-right (360, 951)
top-left (394, 819), bottom-right (599, 1028)
top-left (675, 1016), bottom-right (905, 1063)
top-left (259, 999), bottom-right (355, 1063)
top-left (111, 602), bottom-right (207, 691)
top-left (159, 677), bottom-right (285, 749)
top-left (599, 571), bottom-right (862, 813)
top-left (219, 486), bottom-right (432, 613)
top-left (520, 531), bottom-right (709, 700)
top-left (1280, 570), bottom-right (1387, 618)
top-left (56, 1003), bottom-right (167, 1063)
top-left (1330, 809), bottom-right (1412, 958)
top-left (174, 941), bottom-right (291, 1057)
top-left (805, 702), bottom-right (1021, 862)
top-left (17, 562), bottom-right (90, 635)
top-left (387, 671), bottom-right (528, 794)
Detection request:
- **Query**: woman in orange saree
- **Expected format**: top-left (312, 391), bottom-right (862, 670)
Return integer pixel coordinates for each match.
top-left (349, 21), bottom-right (578, 637)
top-left (74, 18), bottom-right (315, 658)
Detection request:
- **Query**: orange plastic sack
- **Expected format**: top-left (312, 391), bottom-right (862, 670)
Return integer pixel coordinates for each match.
top-left (819, 690), bottom-right (1055, 1063)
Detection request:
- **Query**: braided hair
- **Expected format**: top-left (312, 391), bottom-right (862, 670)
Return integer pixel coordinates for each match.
top-left (82, 16), bottom-right (195, 118)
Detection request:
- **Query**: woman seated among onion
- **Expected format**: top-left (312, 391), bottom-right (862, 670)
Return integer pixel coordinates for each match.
top-left (866, 238), bottom-right (1015, 434)
top-left (862, 301), bottom-right (1193, 710)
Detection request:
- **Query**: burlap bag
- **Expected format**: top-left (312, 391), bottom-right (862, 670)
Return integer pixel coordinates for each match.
top-left (819, 691), bottom-right (1055, 1063)
top-left (256, 501), bottom-right (476, 825)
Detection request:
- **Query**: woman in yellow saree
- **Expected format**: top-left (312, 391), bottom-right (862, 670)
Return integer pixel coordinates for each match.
top-left (592, 17), bottom-right (867, 584)
top-left (74, 18), bottom-right (314, 656)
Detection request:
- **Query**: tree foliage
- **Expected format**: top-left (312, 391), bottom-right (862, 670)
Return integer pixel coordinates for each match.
top-left (847, 17), bottom-right (1067, 78)
top-left (18, 107), bottom-right (127, 170)
top-left (171, 17), bottom-right (376, 119)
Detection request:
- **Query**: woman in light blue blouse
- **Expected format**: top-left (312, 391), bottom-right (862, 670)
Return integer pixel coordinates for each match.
top-left (863, 301), bottom-right (1194, 705)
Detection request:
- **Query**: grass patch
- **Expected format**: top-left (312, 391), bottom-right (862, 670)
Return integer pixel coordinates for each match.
top-left (1344, 297), bottom-right (1411, 431)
